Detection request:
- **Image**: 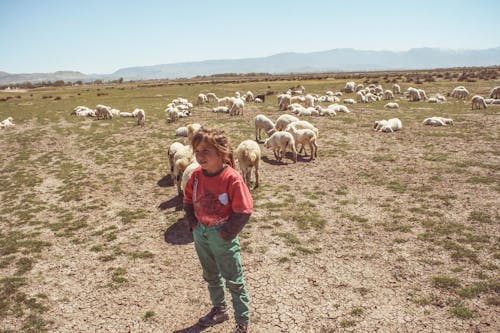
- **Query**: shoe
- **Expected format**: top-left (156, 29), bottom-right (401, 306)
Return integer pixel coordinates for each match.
top-left (231, 323), bottom-right (248, 333)
top-left (198, 306), bottom-right (229, 327)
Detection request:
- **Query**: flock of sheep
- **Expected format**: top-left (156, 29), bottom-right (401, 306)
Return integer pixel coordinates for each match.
top-left (165, 82), bottom-right (499, 193)
top-left (70, 104), bottom-right (146, 125)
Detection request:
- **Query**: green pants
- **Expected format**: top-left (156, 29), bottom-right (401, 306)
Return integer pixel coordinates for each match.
top-left (193, 222), bottom-right (249, 324)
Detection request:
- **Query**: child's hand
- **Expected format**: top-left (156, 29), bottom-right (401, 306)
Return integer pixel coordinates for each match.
top-left (219, 229), bottom-right (234, 241)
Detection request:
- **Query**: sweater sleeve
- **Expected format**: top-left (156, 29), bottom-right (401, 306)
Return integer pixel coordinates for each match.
top-left (219, 213), bottom-right (251, 240)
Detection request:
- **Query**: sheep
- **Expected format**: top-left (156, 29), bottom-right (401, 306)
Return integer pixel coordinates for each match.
top-left (384, 102), bottom-right (399, 109)
top-left (277, 93), bottom-right (292, 111)
top-left (95, 104), bottom-right (113, 119)
top-left (197, 93), bottom-right (208, 104)
top-left (373, 120), bottom-right (388, 132)
top-left (407, 87), bottom-right (421, 101)
top-left (254, 97), bottom-right (263, 103)
top-left (132, 108), bottom-right (146, 126)
top-left (167, 142), bottom-right (187, 173)
top-left (243, 91), bottom-right (254, 102)
top-left (423, 117), bottom-right (454, 126)
top-left (436, 93), bottom-right (447, 102)
top-left (110, 108), bottom-right (121, 117)
top-left (471, 95), bottom-right (487, 110)
top-left (284, 120), bottom-right (319, 137)
top-left (72, 105), bottom-right (93, 115)
top-left (119, 112), bottom-right (134, 117)
top-left (392, 84), bottom-right (401, 94)
top-left (364, 93), bottom-right (379, 103)
top-left (418, 89), bottom-right (428, 101)
top-left (0, 116), bottom-right (14, 128)
top-left (304, 94), bottom-right (315, 107)
top-left (355, 84), bottom-right (364, 92)
top-left (229, 98), bottom-right (245, 116)
top-left (328, 104), bottom-right (350, 113)
top-left (186, 123), bottom-right (202, 142)
top-left (264, 132), bottom-right (297, 163)
top-left (174, 154), bottom-right (195, 194)
top-left (166, 106), bottom-right (181, 123)
top-left (275, 114), bottom-right (299, 131)
top-left (255, 94), bottom-right (266, 102)
top-left (427, 98), bottom-right (438, 103)
top-left (217, 96), bottom-right (232, 107)
top-left (356, 91), bottom-right (367, 103)
top-left (489, 86), bottom-right (500, 99)
top-left (212, 106), bottom-right (230, 113)
top-left (343, 98), bottom-right (356, 105)
top-left (288, 103), bottom-right (305, 114)
top-left (175, 126), bottom-right (188, 137)
top-left (254, 114), bottom-right (276, 142)
top-left (380, 118), bottom-right (402, 133)
top-left (180, 161), bottom-right (200, 194)
top-left (343, 81), bottom-right (356, 93)
top-left (451, 86), bottom-right (469, 99)
top-left (236, 140), bottom-right (261, 188)
top-left (285, 124), bottom-right (318, 160)
top-left (315, 105), bottom-right (336, 117)
top-left (206, 93), bottom-right (218, 102)
top-left (384, 90), bottom-right (394, 100)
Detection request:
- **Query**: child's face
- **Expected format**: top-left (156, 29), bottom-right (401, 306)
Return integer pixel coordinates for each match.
top-left (194, 141), bottom-right (224, 174)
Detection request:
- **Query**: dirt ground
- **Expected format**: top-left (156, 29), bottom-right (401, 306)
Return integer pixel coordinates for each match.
top-left (0, 82), bottom-right (499, 333)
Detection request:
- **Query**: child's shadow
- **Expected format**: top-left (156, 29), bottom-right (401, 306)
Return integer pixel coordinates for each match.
top-left (164, 218), bottom-right (193, 245)
top-left (173, 323), bottom-right (209, 333)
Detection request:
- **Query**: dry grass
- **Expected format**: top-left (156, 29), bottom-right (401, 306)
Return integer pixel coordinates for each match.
top-left (0, 72), bottom-right (499, 332)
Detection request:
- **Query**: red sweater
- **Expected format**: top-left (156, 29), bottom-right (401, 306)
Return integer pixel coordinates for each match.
top-left (183, 166), bottom-right (253, 226)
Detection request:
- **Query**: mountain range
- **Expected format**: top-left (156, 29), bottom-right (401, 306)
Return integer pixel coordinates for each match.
top-left (1, 47), bottom-right (499, 85)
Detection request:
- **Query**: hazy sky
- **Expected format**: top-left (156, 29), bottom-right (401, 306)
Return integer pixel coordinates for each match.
top-left (1, 0), bottom-right (499, 74)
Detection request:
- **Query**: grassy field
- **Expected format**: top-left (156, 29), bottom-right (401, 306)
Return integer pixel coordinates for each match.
top-left (0, 72), bottom-right (499, 332)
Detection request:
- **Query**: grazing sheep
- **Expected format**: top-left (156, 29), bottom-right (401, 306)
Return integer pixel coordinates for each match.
top-left (174, 154), bottom-right (195, 194)
top-left (373, 120), bottom-right (388, 132)
top-left (471, 95), bottom-right (487, 110)
top-left (380, 118), bottom-right (402, 133)
top-left (264, 132), bottom-right (297, 163)
top-left (384, 102), bottom-right (399, 109)
top-left (343, 98), bottom-right (356, 105)
top-left (275, 114), bottom-right (299, 131)
top-left (236, 140), bottom-right (261, 188)
top-left (197, 93), bottom-right (208, 104)
top-left (489, 86), bottom-right (500, 99)
top-left (418, 89), bottom-right (428, 100)
top-left (286, 124), bottom-right (318, 160)
top-left (254, 97), bottom-right (263, 103)
top-left (451, 86), bottom-right (469, 99)
top-left (95, 104), bottom-right (113, 119)
top-left (423, 117), bottom-right (454, 126)
top-left (119, 112), bottom-right (134, 117)
top-left (285, 120), bottom-right (319, 138)
top-left (328, 104), bottom-right (350, 113)
top-left (277, 93), bottom-right (292, 111)
top-left (355, 84), bottom-right (364, 92)
top-left (343, 82), bottom-right (356, 93)
top-left (356, 91), bottom-right (367, 103)
top-left (427, 98), bottom-right (438, 103)
top-left (384, 90), bottom-right (394, 100)
top-left (254, 114), bottom-right (276, 142)
top-left (167, 142), bottom-right (187, 173)
top-left (132, 108), bottom-right (146, 126)
top-left (436, 93), bottom-right (447, 102)
top-left (392, 84), bottom-right (401, 94)
top-left (206, 93), bottom-right (218, 102)
top-left (315, 105), bottom-right (336, 117)
top-left (407, 87), bottom-right (421, 101)
top-left (243, 91), bottom-right (254, 102)
top-left (229, 98), bottom-right (245, 116)
top-left (255, 94), bottom-right (266, 102)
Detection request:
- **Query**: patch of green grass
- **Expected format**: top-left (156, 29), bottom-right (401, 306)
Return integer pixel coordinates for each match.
top-left (449, 305), bottom-right (474, 319)
top-left (422, 153), bottom-right (448, 162)
top-left (110, 267), bottom-right (128, 286)
top-left (143, 310), bottom-right (156, 321)
top-left (15, 257), bottom-right (35, 275)
top-left (457, 283), bottom-right (488, 299)
top-left (278, 257), bottom-right (290, 264)
top-left (128, 250), bottom-right (154, 260)
top-left (432, 276), bottom-right (461, 290)
top-left (372, 155), bottom-right (396, 162)
top-left (350, 306), bottom-right (364, 316)
top-left (274, 232), bottom-right (300, 245)
top-left (466, 176), bottom-right (496, 185)
top-left (386, 181), bottom-right (407, 194)
top-left (342, 212), bottom-right (368, 223)
top-left (339, 319), bottom-right (356, 328)
top-left (468, 211), bottom-right (495, 224)
top-left (117, 208), bottom-right (147, 224)
top-left (21, 314), bottom-right (50, 333)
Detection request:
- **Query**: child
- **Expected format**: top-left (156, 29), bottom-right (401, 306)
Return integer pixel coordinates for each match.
top-left (183, 127), bottom-right (253, 333)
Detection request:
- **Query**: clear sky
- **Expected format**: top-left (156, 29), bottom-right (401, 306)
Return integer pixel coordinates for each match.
top-left (1, 0), bottom-right (499, 74)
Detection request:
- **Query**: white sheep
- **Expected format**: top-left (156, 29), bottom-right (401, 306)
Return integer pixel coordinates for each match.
top-left (0, 116), bottom-right (14, 128)
top-left (407, 87), bottom-right (421, 102)
top-left (315, 105), bottom-right (336, 117)
top-left (344, 81), bottom-right (356, 93)
top-left (328, 104), bottom-right (350, 113)
top-left (277, 93), bottom-right (292, 111)
top-left (236, 140), bottom-right (261, 188)
top-left (427, 98), bottom-right (438, 103)
top-left (119, 112), bottom-right (134, 117)
top-left (243, 91), bottom-right (254, 102)
top-left (264, 131), bottom-right (297, 163)
top-left (175, 126), bottom-right (188, 137)
top-left (180, 161), bottom-right (200, 194)
top-left (343, 98), bottom-right (356, 105)
top-left (275, 114), bottom-right (299, 131)
top-left (167, 142), bottom-right (187, 174)
top-left (254, 114), bottom-right (276, 142)
top-left (286, 124), bottom-right (318, 160)
top-left (489, 86), bottom-right (500, 99)
top-left (229, 98), bottom-right (245, 116)
top-left (471, 95), bottom-right (487, 110)
top-left (436, 93), bottom-right (447, 102)
top-left (392, 84), bottom-right (401, 94)
top-left (284, 120), bottom-right (319, 138)
top-left (384, 90), bottom-right (394, 100)
top-left (95, 104), bottom-right (113, 119)
top-left (197, 93), bottom-right (208, 104)
top-left (384, 102), bottom-right (399, 109)
top-left (380, 118), bottom-right (402, 133)
top-left (423, 117), bottom-right (454, 126)
top-left (206, 93), bottom-right (218, 102)
top-left (418, 89), bottom-right (428, 101)
top-left (254, 97), bottom-right (263, 103)
top-left (451, 86), bottom-right (469, 99)
top-left (373, 120), bottom-right (388, 132)
top-left (212, 106), bottom-right (230, 113)
top-left (356, 91), bottom-right (367, 103)
top-left (186, 123), bottom-right (202, 142)
top-left (132, 108), bottom-right (146, 126)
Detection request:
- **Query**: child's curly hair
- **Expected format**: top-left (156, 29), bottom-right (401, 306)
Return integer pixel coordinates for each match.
top-left (191, 127), bottom-right (235, 168)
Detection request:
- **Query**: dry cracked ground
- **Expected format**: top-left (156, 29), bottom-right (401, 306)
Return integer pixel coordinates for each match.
top-left (0, 78), bottom-right (499, 333)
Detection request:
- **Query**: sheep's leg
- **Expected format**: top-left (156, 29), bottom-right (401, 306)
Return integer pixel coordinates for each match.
top-left (254, 164), bottom-right (259, 188)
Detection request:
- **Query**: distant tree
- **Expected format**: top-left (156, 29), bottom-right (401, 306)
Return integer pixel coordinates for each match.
top-left (53, 80), bottom-right (65, 86)
top-left (94, 79), bottom-right (103, 85)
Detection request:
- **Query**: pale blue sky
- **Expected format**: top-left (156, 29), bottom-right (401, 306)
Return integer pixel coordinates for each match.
top-left (1, 0), bottom-right (499, 74)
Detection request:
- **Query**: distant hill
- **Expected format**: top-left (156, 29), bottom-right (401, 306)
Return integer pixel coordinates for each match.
top-left (1, 47), bottom-right (499, 84)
